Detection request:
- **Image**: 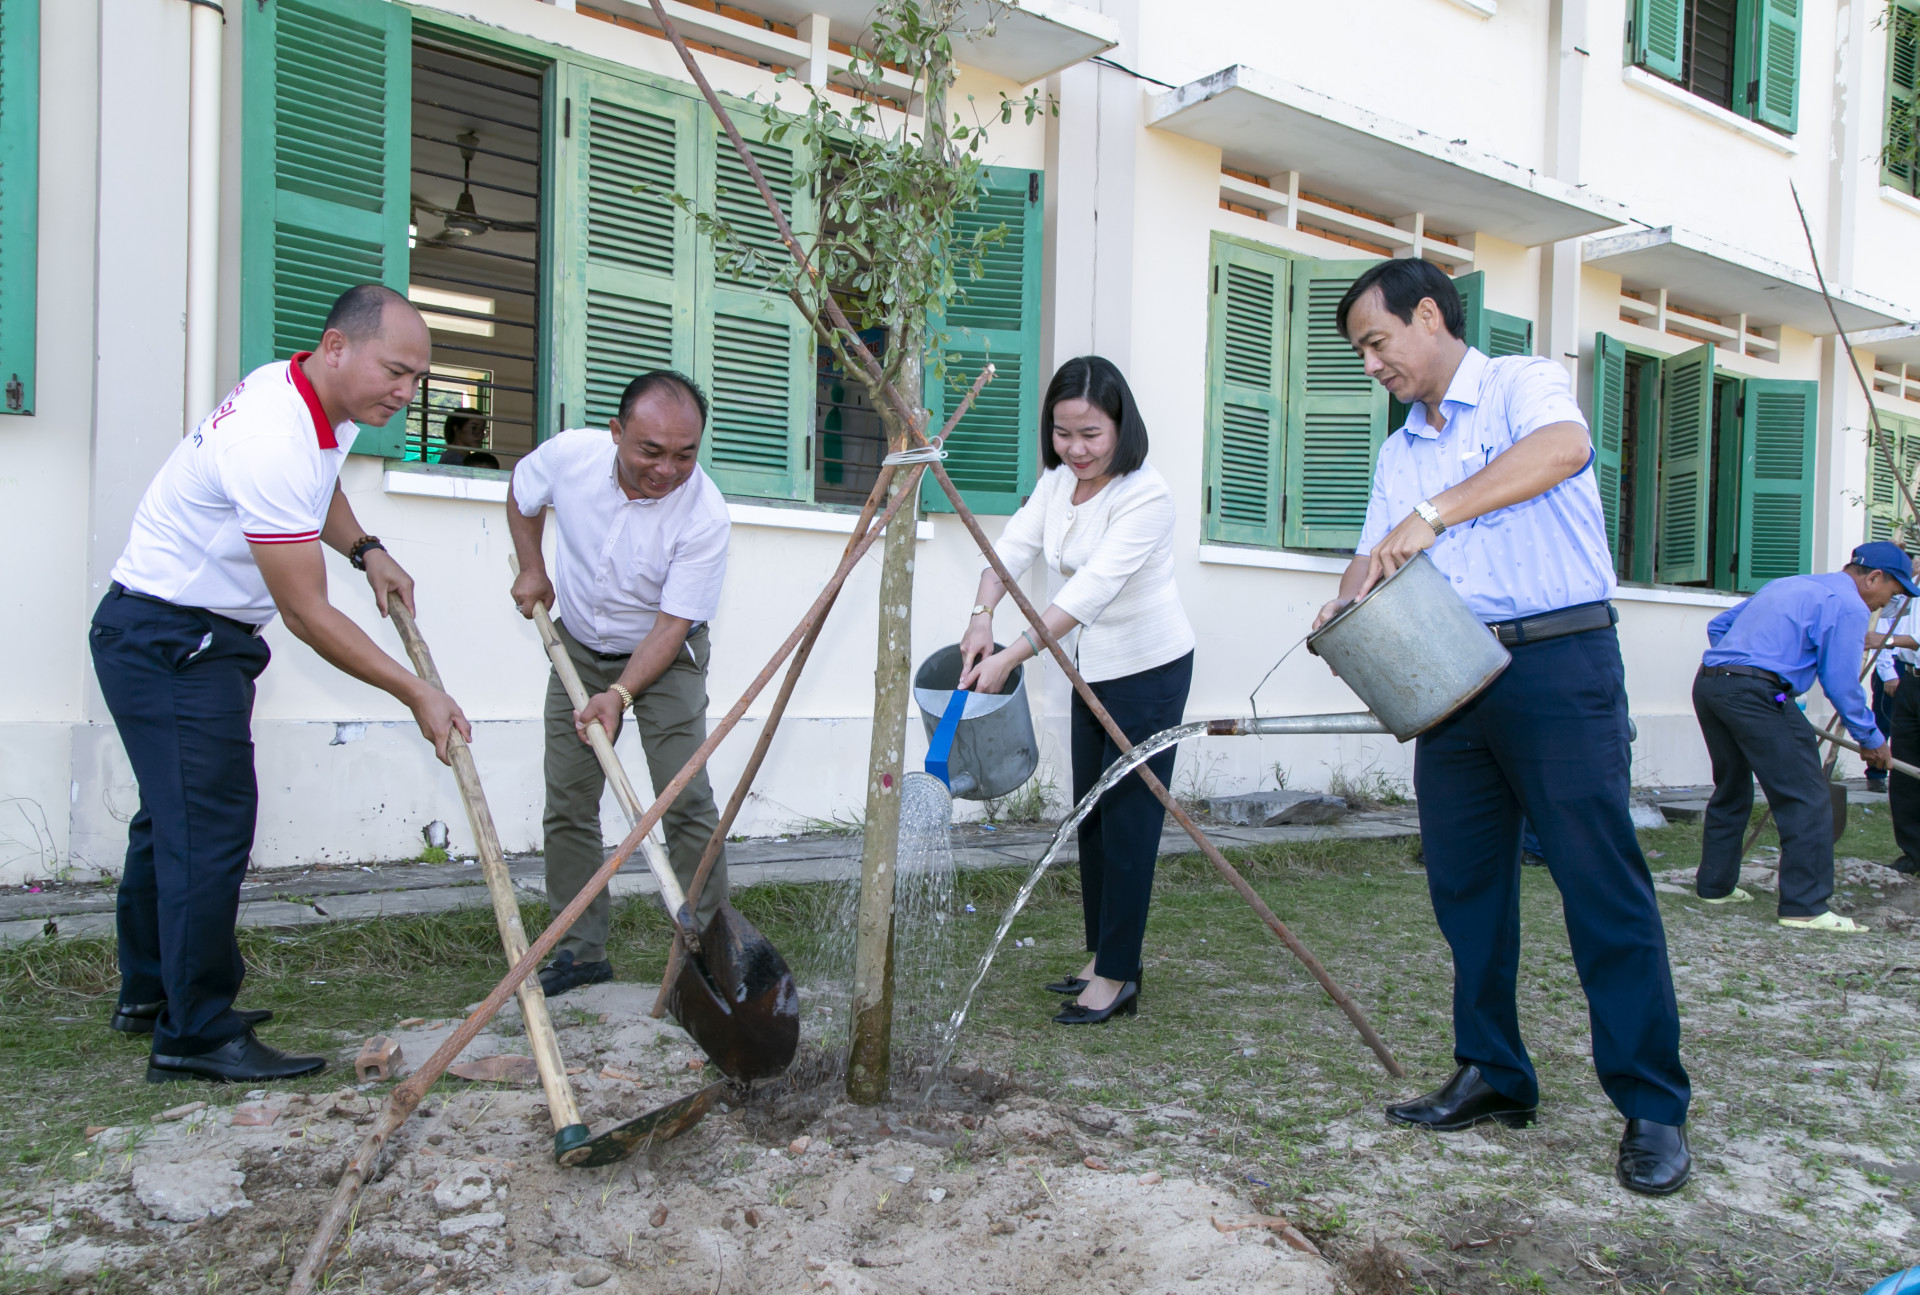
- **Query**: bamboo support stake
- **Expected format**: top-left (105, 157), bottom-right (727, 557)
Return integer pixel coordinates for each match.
top-left (385, 599), bottom-right (589, 1155)
top-left (287, 465), bottom-right (928, 1295)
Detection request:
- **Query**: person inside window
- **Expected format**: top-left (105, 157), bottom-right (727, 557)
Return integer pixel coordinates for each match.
top-left (956, 356), bottom-right (1195, 1027)
top-left (438, 412), bottom-right (489, 465)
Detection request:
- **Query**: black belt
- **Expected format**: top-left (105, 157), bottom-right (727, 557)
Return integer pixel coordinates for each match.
top-left (574, 620), bottom-right (708, 661)
top-left (110, 582), bottom-right (267, 638)
top-left (1484, 600), bottom-right (1617, 647)
top-left (1698, 663), bottom-right (1791, 693)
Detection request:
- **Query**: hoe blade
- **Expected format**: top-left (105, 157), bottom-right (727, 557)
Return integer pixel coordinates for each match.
top-left (666, 902), bottom-right (799, 1082)
top-left (560, 1082), bottom-right (727, 1168)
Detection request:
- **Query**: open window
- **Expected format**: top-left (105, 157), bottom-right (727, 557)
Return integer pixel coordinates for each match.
top-left (1628, 0), bottom-right (1802, 135)
top-left (1591, 332), bottom-right (1816, 591)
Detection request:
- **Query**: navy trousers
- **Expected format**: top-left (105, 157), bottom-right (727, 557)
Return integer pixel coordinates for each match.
top-left (1414, 626), bottom-right (1690, 1126)
top-left (1070, 651), bottom-right (1194, 983)
top-left (89, 587), bottom-right (269, 1056)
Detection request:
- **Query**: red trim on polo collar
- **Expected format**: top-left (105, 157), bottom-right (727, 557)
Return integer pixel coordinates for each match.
top-left (287, 352), bottom-right (339, 450)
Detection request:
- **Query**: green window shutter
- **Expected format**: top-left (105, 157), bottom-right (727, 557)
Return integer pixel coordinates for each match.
top-left (0, 0), bottom-right (38, 416)
top-left (923, 166), bottom-right (1043, 517)
top-left (1283, 259), bottom-right (1390, 550)
top-left (1867, 415), bottom-right (1920, 549)
top-left (555, 67), bottom-right (699, 434)
top-left (1486, 311), bottom-right (1533, 357)
top-left (695, 108), bottom-right (815, 501)
top-left (1741, 0), bottom-right (1802, 132)
top-left (1452, 270), bottom-right (1485, 351)
top-left (241, 0), bottom-right (411, 455)
top-left (1886, 3), bottom-right (1919, 192)
top-left (1654, 342), bottom-right (1716, 584)
top-left (1734, 378), bottom-right (1816, 590)
top-left (1631, 0), bottom-right (1687, 80)
top-left (1201, 238), bottom-right (1288, 544)
top-left (1591, 333), bottom-right (1628, 567)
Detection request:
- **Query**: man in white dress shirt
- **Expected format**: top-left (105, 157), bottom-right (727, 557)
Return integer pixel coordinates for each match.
top-left (1311, 259), bottom-right (1691, 1196)
top-left (507, 373), bottom-right (731, 997)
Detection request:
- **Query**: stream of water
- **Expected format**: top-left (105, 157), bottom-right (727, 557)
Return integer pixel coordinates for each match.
top-left (924, 720), bottom-right (1211, 1092)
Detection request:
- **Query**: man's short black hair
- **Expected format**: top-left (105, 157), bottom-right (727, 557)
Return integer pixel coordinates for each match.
top-left (443, 412), bottom-right (486, 441)
top-left (1335, 259), bottom-right (1465, 341)
top-left (1040, 355), bottom-right (1150, 476)
top-left (322, 283), bottom-right (413, 342)
top-left (616, 370), bottom-right (709, 429)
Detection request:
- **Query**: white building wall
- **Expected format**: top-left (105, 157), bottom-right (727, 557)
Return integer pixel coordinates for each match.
top-left (9, 0), bottom-right (1920, 880)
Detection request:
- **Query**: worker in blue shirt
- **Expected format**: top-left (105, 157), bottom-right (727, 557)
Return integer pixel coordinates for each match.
top-left (1693, 543), bottom-right (1909, 930)
top-left (1316, 259), bottom-right (1691, 1198)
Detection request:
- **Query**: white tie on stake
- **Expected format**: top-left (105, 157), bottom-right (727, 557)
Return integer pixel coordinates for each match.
top-left (509, 555), bottom-right (697, 948)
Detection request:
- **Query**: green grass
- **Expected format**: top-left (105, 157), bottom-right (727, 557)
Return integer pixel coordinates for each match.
top-left (0, 801), bottom-right (1913, 1293)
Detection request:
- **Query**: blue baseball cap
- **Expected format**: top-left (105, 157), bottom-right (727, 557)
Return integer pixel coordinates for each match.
top-left (1852, 541), bottom-right (1920, 596)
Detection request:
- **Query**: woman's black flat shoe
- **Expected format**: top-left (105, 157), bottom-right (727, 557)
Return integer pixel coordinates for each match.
top-left (1044, 976), bottom-right (1088, 995)
top-left (1052, 981), bottom-right (1139, 1025)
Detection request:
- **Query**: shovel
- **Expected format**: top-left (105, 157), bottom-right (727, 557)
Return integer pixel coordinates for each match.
top-left (513, 562), bottom-right (799, 1082)
top-left (387, 596), bottom-right (723, 1167)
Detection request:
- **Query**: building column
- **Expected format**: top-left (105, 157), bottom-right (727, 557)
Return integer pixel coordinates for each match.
top-left (1815, 0), bottom-right (1872, 570)
top-left (1539, 0), bottom-right (1587, 376)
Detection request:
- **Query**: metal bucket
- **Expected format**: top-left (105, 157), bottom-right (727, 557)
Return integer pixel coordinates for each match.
top-left (913, 644), bottom-right (1041, 800)
top-left (1307, 553), bottom-right (1510, 741)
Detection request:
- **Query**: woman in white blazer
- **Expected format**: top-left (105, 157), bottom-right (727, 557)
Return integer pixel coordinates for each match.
top-left (958, 356), bottom-right (1196, 1026)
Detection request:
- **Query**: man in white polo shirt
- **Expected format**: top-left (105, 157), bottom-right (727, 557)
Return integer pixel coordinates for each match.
top-left (92, 284), bottom-right (470, 1084)
top-left (507, 372), bottom-right (731, 997)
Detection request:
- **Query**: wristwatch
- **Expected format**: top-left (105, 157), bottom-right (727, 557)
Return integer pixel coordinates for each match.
top-left (969, 604), bottom-right (993, 618)
top-left (348, 535), bottom-right (387, 570)
top-left (1413, 500), bottom-right (1447, 538)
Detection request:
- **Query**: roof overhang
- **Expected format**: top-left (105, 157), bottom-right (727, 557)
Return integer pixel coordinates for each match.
top-left (1856, 323), bottom-right (1920, 366)
top-left (1582, 226), bottom-right (1913, 335)
top-left (743, 0), bottom-right (1118, 85)
top-left (1146, 65), bottom-right (1628, 247)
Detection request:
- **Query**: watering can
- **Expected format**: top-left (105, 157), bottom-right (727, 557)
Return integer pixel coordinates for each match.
top-left (913, 644), bottom-right (1040, 799)
top-left (1307, 553), bottom-right (1511, 741)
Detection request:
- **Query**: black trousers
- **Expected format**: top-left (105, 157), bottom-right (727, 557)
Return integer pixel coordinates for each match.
top-left (1415, 626), bottom-right (1690, 1126)
top-left (1692, 672), bottom-right (1833, 918)
top-left (1889, 676), bottom-right (1920, 871)
top-left (89, 588), bottom-right (270, 1056)
top-left (1070, 651), bottom-right (1194, 983)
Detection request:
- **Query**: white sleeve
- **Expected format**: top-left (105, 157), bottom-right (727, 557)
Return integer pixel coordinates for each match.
top-left (1878, 649), bottom-right (1899, 682)
top-left (511, 437), bottom-right (559, 516)
top-left (1355, 467), bottom-right (1391, 558)
top-left (1509, 358), bottom-right (1589, 437)
top-left (1052, 488), bottom-right (1175, 626)
top-left (660, 517), bottom-right (730, 623)
top-left (221, 436), bottom-right (324, 544)
top-left (990, 479), bottom-right (1049, 579)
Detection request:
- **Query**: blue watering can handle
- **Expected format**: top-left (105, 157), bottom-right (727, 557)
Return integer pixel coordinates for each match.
top-left (926, 689), bottom-right (969, 787)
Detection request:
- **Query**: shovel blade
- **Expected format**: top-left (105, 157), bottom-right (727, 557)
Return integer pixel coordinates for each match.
top-left (1831, 780), bottom-right (1849, 844)
top-left (561, 1082), bottom-right (727, 1168)
top-left (666, 901), bottom-right (799, 1082)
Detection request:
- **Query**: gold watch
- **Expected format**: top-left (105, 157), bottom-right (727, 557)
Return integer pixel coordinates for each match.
top-left (969, 604), bottom-right (992, 618)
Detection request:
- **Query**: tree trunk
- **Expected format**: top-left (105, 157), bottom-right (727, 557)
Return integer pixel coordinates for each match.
top-left (846, 360), bottom-right (920, 1105)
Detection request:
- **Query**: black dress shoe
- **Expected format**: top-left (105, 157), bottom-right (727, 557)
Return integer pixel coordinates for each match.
top-left (538, 950), bottom-right (613, 998)
top-left (147, 1030), bottom-right (326, 1084)
top-left (1052, 981), bottom-right (1139, 1025)
top-left (1043, 976), bottom-right (1088, 995)
top-left (1616, 1119), bottom-right (1691, 1195)
top-left (1384, 1065), bottom-right (1537, 1131)
top-left (109, 1001), bottom-right (272, 1035)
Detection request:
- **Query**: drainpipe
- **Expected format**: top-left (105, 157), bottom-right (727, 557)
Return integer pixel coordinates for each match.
top-left (183, 0), bottom-right (224, 430)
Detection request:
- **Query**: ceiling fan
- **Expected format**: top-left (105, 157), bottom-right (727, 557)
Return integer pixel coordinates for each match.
top-left (412, 132), bottom-right (536, 243)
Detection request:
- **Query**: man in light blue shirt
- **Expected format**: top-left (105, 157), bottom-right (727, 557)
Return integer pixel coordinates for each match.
top-left (1693, 546), bottom-right (1905, 929)
top-left (1313, 258), bottom-right (1690, 1198)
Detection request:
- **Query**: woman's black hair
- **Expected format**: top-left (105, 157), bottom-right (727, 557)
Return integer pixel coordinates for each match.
top-left (1040, 356), bottom-right (1150, 476)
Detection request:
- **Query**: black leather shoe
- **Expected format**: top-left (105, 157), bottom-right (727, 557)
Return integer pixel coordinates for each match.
top-left (1385, 1065), bottom-right (1537, 1131)
top-left (1052, 981), bottom-right (1139, 1025)
top-left (1044, 976), bottom-right (1087, 995)
top-left (110, 1001), bottom-right (272, 1035)
top-left (1616, 1119), bottom-right (1691, 1195)
top-left (538, 950), bottom-right (613, 998)
top-left (147, 1030), bottom-right (325, 1084)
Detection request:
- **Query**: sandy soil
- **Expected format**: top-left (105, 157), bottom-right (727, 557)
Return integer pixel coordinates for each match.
top-left (4, 984), bottom-right (1334, 1294)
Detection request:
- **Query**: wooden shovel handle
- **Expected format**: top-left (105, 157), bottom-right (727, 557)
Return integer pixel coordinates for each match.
top-left (1815, 727), bottom-right (1920, 781)
top-left (383, 596), bottom-right (585, 1135)
top-left (508, 557), bottom-right (699, 948)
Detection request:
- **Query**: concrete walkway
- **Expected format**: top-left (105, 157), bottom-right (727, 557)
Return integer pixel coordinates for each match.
top-left (0, 810), bottom-right (1423, 944)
